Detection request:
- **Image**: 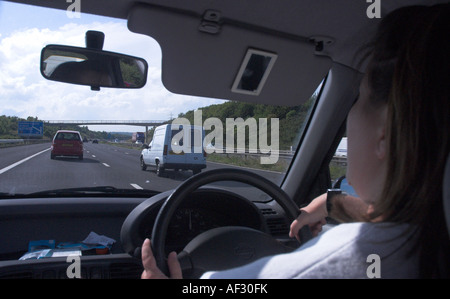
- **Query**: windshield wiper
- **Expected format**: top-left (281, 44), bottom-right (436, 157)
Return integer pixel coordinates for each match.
top-left (1, 186), bottom-right (159, 198)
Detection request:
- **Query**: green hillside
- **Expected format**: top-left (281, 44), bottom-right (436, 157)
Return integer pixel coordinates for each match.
top-left (175, 97), bottom-right (315, 151)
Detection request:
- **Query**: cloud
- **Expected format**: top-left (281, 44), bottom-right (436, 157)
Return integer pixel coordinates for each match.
top-left (0, 20), bottom-right (224, 131)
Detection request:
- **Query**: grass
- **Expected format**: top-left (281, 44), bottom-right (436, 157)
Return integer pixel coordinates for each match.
top-left (206, 153), bottom-right (290, 173)
top-left (329, 162), bottom-right (347, 181)
top-left (108, 142), bottom-right (291, 173)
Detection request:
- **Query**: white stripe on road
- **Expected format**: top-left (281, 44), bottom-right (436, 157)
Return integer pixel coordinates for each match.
top-left (0, 148), bottom-right (50, 175)
top-left (102, 163), bottom-right (110, 167)
top-left (130, 183), bottom-right (143, 190)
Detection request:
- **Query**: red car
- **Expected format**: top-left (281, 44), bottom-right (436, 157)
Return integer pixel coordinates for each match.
top-left (50, 130), bottom-right (83, 160)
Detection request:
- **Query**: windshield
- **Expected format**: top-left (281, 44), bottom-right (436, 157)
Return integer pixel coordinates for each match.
top-left (0, 2), bottom-right (322, 197)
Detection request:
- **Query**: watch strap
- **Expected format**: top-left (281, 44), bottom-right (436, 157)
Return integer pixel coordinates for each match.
top-left (326, 188), bottom-right (342, 213)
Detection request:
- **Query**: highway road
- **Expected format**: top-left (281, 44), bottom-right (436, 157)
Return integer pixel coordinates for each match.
top-left (0, 142), bottom-right (284, 197)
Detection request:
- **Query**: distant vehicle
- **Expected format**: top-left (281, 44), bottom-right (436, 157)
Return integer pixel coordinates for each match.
top-left (335, 137), bottom-right (347, 157)
top-left (92, 139), bottom-right (98, 144)
top-left (132, 132), bottom-right (145, 144)
top-left (51, 130), bottom-right (83, 160)
top-left (140, 124), bottom-right (206, 176)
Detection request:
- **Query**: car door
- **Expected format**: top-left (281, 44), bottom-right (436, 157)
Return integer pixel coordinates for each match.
top-left (146, 127), bottom-right (167, 167)
top-left (142, 140), bottom-right (153, 166)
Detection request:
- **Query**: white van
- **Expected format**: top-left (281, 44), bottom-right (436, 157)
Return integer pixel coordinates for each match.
top-left (140, 124), bottom-right (207, 176)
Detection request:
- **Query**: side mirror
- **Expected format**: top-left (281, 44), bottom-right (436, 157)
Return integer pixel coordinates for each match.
top-left (40, 44), bottom-right (148, 90)
top-left (333, 176), bottom-right (358, 197)
top-left (142, 144), bottom-right (150, 149)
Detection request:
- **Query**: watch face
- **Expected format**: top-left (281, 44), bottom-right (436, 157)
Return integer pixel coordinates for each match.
top-left (328, 189), bottom-right (342, 195)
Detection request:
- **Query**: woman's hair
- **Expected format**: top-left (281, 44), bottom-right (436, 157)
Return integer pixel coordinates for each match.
top-left (363, 4), bottom-right (449, 278)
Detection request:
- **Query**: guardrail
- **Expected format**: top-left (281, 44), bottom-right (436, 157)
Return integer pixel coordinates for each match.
top-left (0, 139), bottom-right (50, 147)
top-left (330, 156), bottom-right (347, 166)
top-left (208, 147), bottom-right (347, 164)
top-left (0, 139), bottom-right (25, 144)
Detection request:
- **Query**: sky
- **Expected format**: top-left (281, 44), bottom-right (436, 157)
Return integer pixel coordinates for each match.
top-left (0, 2), bottom-right (225, 132)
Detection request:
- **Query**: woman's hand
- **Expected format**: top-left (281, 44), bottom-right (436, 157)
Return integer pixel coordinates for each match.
top-left (289, 193), bottom-right (328, 241)
top-left (141, 238), bottom-right (183, 279)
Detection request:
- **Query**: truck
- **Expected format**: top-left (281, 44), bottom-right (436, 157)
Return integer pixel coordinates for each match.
top-left (335, 137), bottom-right (347, 157)
top-left (132, 132), bottom-right (145, 144)
top-left (140, 124), bottom-right (206, 176)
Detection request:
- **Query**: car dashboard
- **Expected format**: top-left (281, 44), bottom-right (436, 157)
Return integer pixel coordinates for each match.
top-left (0, 188), bottom-right (294, 279)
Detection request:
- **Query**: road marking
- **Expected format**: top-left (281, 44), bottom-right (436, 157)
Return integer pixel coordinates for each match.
top-left (102, 163), bottom-right (110, 167)
top-left (130, 183), bottom-right (143, 190)
top-left (0, 148), bottom-right (50, 175)
top-left (92, 155), bottom-right (96, 158)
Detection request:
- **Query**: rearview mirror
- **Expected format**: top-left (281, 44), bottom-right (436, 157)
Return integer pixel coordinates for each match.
top-left (40, 45), bottom-right (148, 90)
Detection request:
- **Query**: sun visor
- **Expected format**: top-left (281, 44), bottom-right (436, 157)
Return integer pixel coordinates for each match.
top-left (128, 4), bottom-right (331, 106)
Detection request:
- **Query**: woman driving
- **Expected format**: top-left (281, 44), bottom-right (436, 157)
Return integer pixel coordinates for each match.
top-left (141, 3), bottom-right (450, 279)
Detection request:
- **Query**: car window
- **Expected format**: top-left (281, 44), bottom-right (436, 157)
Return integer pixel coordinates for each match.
top-left (55, 133), bottom-right (80, 141)
top-left (0, 2), bottom-right (324, 197)
top-left (330, 136), bottom-right (347, 184)
top-left (329, 136), bottom-right (359, 197)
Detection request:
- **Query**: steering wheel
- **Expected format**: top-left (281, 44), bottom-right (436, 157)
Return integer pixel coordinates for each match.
top-left (148, 168), bottom-right (312, 277)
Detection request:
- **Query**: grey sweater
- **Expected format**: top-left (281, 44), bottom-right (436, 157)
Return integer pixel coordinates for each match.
top-left (201, 222), bottom-right (419, 279)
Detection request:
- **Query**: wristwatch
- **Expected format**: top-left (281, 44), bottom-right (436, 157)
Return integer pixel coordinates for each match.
top-left (326, 189), bottom-right (344, 213)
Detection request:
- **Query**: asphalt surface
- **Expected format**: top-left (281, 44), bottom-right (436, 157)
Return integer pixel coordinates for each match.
top-left (0, 142), bottom-right (284, 196)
